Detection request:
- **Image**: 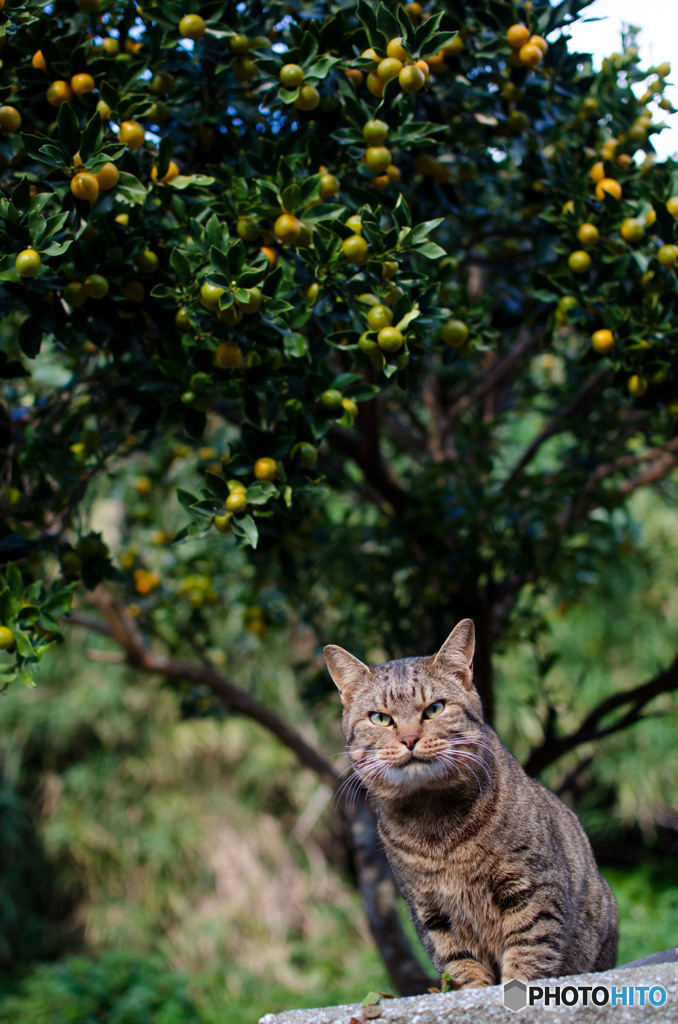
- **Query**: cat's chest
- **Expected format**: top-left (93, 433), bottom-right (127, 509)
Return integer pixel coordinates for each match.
top-left (377, 805), bottom-right (502, 925)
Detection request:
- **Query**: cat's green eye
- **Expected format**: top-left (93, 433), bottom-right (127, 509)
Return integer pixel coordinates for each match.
top-left (369, 711), bottom-right (394, 727)
top-left (422, 700), bottom-right (445, 720)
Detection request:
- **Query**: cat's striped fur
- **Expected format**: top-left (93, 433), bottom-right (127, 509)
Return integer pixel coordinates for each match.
top-left (324, 619), bottom-right (618, 988)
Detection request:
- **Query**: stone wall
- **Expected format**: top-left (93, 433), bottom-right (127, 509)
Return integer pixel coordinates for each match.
top-left (259, 951), bottom-right (677, 1024)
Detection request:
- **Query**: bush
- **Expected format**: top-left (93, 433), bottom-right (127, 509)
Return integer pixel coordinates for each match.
top-left (0, 950), bottom-right (209, 1024)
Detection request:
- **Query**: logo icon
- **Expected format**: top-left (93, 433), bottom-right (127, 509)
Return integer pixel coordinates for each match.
top-left (504, 979), bottom-right (527, 1012)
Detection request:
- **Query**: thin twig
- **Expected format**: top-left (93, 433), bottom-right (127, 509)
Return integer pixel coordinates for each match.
top-left (524, 653), bottom-right (678, 776)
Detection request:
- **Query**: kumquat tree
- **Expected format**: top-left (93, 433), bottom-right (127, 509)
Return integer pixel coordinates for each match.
top-left (1, 0), bottom-right (678, 1011)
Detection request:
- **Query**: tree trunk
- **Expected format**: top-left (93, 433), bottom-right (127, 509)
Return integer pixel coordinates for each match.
top-left (344, 794), bottom-right (435, 996)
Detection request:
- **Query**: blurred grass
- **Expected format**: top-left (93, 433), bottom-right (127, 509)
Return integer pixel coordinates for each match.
top-left (603, 864), bottom-right (678, 965)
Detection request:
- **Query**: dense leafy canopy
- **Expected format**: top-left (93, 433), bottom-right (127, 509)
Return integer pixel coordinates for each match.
top-left (0, 0), bottom-right (677, 702)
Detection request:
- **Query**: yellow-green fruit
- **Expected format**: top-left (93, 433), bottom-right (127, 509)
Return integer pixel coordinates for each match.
top-left (620, 218), bottom-right (645, 243)
top-left (320, 173), bottom-right (340, 199)
top-left (274, 213), bottom-right (302, 244)
top-left (363, 119), bottom-right (389, 145)
top-left (71, 173), bottom-right (100, 202)
top-left (366, 305), bottom-right (394, 331)
top-left (0, 105), bottom-right (21, 134)
top-left (291, 442), bottom-right (318, 468)
top-left (657, 244), bottom-right (678, 268)
top-left (225, 491), bottom-right (247, 514)
top-left (507, 24), bottom-right (531, 49)
top-left (320, 388), bottom-right (343, 409)
top-left (365, 145), bottom-right (392, 174)
top-left (628, 375), bottom-right (648, 397)
top-left (377, 326), bottom-right (404, 351)
top-left (441, 319), bottom-right (469, 346)
top-left (118, 120), bottom-right (145, 149)
top-left (399, 64), bottom-right (425, 93)
top-left (229, 34), bottom-right (250, 54)
top-left (568, 250), bottom-right (592, 274)
top-left (175, 307), bottom-right (191, 329)
top-left (279, 63), bottom-right (304, 87)
top-left (238, 287), bottom-right (263, 314)
top-left (577, 223), bottom-right (599, 246)
top-left (591, 329), bottom-right (615, 354)
top-left (0, 626), bottom-right (15, 651)
top-left (236, 216), bottom-right (259, 241)
top-left (15, 249), bottom-right (42, 277)
top-left (253, 457), bottom-right (278, 482)
top-left (216, 304), bottom-right (243, 326)
top-left (295, 85), bottom-right (320, 111)
top-left (386, 37), bottom-right (408, 62)
top-left (96, 162), bottom-right (120, 190)
top-left (358, 332), bottom-right (379, 353)
top-left (136, 249), bottom-right (160, 273)
top-left (179, 14), bottom-right (207, 40)
top-left (666, 197), bottom-right (678, 219)
top-left (341, 235), bottom-right (368, 264)
top-left (200, 282), bottom-right (225, 310)
top-left (63, 281), bottom-right (87, 307)
top-left (84, 274), bottom-right (109, 298)
top-left (214, 341), bottom-right (243, 368)
top-left (214, 513), bottom-right (233, 533)
top-left (377, 58), bottom-right (403, 84)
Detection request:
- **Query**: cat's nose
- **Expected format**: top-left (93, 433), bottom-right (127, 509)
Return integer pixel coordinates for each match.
top-left (400, 734), bottom-right (420, 750)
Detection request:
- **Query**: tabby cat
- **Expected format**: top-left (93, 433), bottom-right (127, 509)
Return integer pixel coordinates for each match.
top-left (324, 619), bottom-right (618, 988)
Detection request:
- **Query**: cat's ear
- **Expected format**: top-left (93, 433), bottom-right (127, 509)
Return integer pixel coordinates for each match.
top-left (434, 619), bottom-right (475, 689)
top-left (324, 645), bottom-right (371, 702)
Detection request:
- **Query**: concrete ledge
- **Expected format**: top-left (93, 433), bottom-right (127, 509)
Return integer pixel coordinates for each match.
top-left (259, 954), bottom-right (677, 1024)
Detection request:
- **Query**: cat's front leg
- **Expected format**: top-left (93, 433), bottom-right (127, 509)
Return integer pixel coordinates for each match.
top-left (442, 952), bottom-right (496, 989)
top-left (501, 930), bottom-right (563, 983)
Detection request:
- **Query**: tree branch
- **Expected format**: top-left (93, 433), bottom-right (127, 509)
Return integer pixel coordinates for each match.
top-left (328, 421), bottom-right (409, 513)
top-left (447, 327), bottom-right (542, 423)
top-left (584, 436), bottom-right (678, 493)
top-left (67, 593), bottom-right (435, 995)
top-left (71, 593), bottom-right (338, 786)
top-left (502, 370), bottom-right (611, 491)
top-left (524, 653), bottom-right (678, 776)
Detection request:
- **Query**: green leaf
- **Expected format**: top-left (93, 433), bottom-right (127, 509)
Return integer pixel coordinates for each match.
top-left (414, 241), bottom-right (446, 260)
top-left (57, 102), bottom-right (82, 158)
top-left (245, 482), bottom-right (278, 504)
top-left (392, 194), bottom-right (412, 229)
top-left (283, 333), bottom-right (308, 358)
top-left (201, 473), bottom-right (227, 501)
top-left (169, 174), bottom-right (216, 190)
top-left (0, 586), bottom-right (13, 622)
top-left (79, 110), bottom-right (103, 162)
top-left (362, 992), bottom-right (381, 1006)
top-left (116, 172), bottom-right (149, 206)
top-left (8, 564), bottom-right (23, 600)
top-left (170, 248), bottom-right (192, 286)
top-left (176, 489), bottom-right (200, 512)
top-left (282, 184), bottom-right (302, 212)
top-left (237, 514), bottom-right (259, 549)
top-left (12, 629), bottom-right (34, 658)
top-left (157, 135), bottom-right (173, 179)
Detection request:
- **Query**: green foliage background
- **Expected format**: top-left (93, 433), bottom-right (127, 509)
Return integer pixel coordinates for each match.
top-left (1, 0), bottom-right (678, 1018)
